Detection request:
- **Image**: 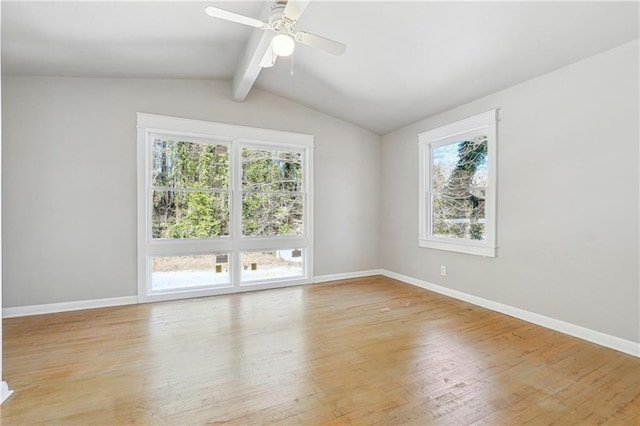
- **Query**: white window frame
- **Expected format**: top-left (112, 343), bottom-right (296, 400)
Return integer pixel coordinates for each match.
top-left (137, 113), bottom-right (314, 303)
top-left (418, 110), bottom-right (497, 257)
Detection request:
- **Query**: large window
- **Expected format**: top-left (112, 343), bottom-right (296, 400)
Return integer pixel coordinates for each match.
top-left (418, 110), bottom-right (497, 257)
top-left (137, 114), bottom-right (313, 302)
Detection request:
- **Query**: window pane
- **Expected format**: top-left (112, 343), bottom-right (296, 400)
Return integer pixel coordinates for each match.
top-left (241, 250), bottom-right (304, 283)
top-left (242, 193), bottom-right (303, 237)
top-left (432, 136), bottom-right (488, 191)
top-left (152, 190), bottom-right (229, 239)
top-left (431, 136), bottom-right (487, 242)
top-left (242, 147), bottom-right (302, 192)
top-left (151, 254), bottom-right (230, 291)
top-left (152, 139), bottom-right (229, 189)
top-left (432, 189), bottom-right (486, 240)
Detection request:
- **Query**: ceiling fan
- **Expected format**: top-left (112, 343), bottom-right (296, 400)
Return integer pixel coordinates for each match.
top-left (204, 0), bottom-right (347, 60)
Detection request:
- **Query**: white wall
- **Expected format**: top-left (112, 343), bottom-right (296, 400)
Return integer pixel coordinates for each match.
top-left (0, 5), bottom-right (12, 402)
top-left (380, 40), bottom-right (639, 343)
top-left (2, 77), bottom-right (380, 307)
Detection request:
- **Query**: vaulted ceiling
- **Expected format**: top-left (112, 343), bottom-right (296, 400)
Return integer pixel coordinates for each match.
top-left (2, 1), bottom-right (638, 134)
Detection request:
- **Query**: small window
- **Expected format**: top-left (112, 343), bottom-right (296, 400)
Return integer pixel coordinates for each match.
top-left (151, 253), bottom-right (231, 291)
top-left (240, 249), bottom-right (305, 283)
top-left (418, 110), bottom-right (497, 257)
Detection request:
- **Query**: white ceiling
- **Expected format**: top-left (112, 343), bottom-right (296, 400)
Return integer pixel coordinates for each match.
top-left (2, 1), bottom-right (639, 134)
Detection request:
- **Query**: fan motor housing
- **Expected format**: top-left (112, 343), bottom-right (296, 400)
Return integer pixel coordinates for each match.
top-left (269, 2), bottom-right (286, 25)
top-left (270, 0), bottom-right (297, 34)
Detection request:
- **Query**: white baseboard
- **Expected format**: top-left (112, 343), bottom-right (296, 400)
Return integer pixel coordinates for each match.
top-left (1, 270), bottom-right (384, 318)
top-left (0, 382), bottom-right (13, 404)
top-left (381, 269), bottom-right (640, 358)
top-left (3, 296), bottom-right (138, 318)
top-left (313, 269), bottom-right (383, 284)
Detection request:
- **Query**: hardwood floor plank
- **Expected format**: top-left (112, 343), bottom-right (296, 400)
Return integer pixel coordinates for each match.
top-left (1, 277), bottom-right (638, 425)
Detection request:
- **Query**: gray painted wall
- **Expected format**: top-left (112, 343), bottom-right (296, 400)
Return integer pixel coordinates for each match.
top-left (2, 77), bottom-right (380, 307)
top-left (380, 40), bottom-right (639, 343)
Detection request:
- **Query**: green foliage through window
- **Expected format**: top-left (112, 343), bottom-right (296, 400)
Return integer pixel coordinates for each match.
top-left (151, 140), bottom-right (305, 240)
top-left (242, 148), bottom-right (304, 237)
top-left (152, 139), bottom-right (230, 239)
top-left (431, 136), bottom-right (487, 240)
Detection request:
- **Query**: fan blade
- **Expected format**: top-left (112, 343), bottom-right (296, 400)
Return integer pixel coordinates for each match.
top-left (204, 6), bottom-right (269, 29)
top-left (284, 0), bottom-right (310, 21)
top-left (295, 31), bottom-right (347, 56)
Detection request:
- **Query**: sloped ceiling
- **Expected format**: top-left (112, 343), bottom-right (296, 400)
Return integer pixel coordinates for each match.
top-left (2, 1), bottom-right (638, 134)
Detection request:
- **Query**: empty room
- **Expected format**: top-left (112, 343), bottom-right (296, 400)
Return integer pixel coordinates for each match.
top-left (0, 0), bottom-right (639, 424)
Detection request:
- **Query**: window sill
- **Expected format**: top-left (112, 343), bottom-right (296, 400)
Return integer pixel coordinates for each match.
top-left (419, 239), bottom-right (496, 257)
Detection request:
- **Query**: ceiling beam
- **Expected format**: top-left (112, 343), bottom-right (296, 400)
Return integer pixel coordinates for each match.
top-left (232, 2), bottom-right (275, 102)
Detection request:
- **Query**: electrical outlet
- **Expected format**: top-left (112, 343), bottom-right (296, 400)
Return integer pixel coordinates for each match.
top-left (440, 265), bottom-right (447, 276)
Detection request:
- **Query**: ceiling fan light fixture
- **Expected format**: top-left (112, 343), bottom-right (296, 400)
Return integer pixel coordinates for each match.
top-left (272, 33), bottom-right (295, 57)
top-left (204, 1), bottom-right (346, 58)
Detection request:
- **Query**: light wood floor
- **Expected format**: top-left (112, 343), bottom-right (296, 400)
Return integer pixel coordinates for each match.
top-left (1, 276), bottom-right (638, 425)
